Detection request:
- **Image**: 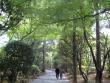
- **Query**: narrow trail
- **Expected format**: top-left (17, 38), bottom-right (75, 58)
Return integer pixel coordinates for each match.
top-left (30, 70), bottom-right (70, 83)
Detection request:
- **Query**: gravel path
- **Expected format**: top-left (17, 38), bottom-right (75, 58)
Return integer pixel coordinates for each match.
top-left (30, 70), bottom-right (70, 83)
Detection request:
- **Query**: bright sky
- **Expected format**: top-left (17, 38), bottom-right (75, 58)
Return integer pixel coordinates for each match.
top-left (92, 19), bottom-right (110, 37)
top-left (99, 19), bottom-right (110, 36)
top-left (101, 27), bottom-right (110, 36)
top-left (0, 34), bottom-right (9, 47)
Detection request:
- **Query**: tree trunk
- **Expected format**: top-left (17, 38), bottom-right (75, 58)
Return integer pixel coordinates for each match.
top-left (96, 69), bottom-right (102, 83)
top-left (42, 41), bottom-right (46, 72)
top-left (8, 71), bottom-right (17, 83)
top-left (95, 18), bottom-right (102, 82)
top-left (94, 0), bottom-right (102, 83)
top-left (108, 52), bottom-right (110, 73)
top-left (78, 53), bottom-right (88, 82)
top-left (65, 57), bottom-right (68, 72)
top-left (72, 26), bottom-right (77, 83)
top-left (95, 15), bottom-right (102, 83)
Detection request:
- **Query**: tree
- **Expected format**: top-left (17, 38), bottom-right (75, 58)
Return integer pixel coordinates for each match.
top-left (0, 0), bottom-right (31, 33)
top-left (72, 21), bottom-right (77, 83)
top-left (4, 41), bottom-right (34, 83)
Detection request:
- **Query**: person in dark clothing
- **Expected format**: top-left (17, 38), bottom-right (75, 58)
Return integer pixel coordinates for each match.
top-left (59, 69), bottom-right (63, 79)
top-left (55, 68), bottom-right (60, 79)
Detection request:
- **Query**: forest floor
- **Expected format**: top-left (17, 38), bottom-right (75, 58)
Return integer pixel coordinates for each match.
top-left (71, 73), bottom-right (110, 83)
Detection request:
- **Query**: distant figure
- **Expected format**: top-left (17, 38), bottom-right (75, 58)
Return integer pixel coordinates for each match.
top-left (55, 68), bottom-right (60, 79)
top-left (60, 69), bottom-right (63, 79)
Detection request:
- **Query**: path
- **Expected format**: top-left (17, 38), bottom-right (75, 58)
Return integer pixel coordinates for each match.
top-left (30, 70), bottom-right (70, 83)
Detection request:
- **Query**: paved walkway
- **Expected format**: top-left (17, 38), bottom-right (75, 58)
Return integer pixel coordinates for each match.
top-left (30, 70), bottom-right (70, 83)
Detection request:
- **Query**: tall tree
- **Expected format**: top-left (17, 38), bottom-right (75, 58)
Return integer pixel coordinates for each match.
top-left (93, 0), bottom-right (102, 83)
top-left (72, 21), bottom-right (77, 83)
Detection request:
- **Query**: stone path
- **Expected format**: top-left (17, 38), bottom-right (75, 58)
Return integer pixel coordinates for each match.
top-left (30, 70), bottom-right (70, 83)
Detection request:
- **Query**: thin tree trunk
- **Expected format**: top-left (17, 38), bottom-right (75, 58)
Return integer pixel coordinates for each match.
top-left (78, 52), bottom-right (88, 82)
top-left (65, 55), bottom-right (68, 72)
top-left (72, 25), bottom-right (77, 83)
top-left (42, 41), bottom-right (46, 72)
top-left (95, 15), bottom-right (102, 83)
top-left (94, 1), bottom-right (102, 82)
top-left (108, 52), bottom-right (110, 73)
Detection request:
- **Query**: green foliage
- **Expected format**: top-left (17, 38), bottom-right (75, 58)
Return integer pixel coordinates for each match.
top-left (0, 0), bottom-right (31, 31)
top-left (0, 41), bottom-right (34, 82)
top-left (4, 41), bottom-right (34, 73)
top-left (30, 64), bottom-right (41, 75)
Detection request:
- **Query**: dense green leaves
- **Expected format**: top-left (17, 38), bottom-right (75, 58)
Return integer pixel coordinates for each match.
top-left (4, 41), bottom-right (34, 71)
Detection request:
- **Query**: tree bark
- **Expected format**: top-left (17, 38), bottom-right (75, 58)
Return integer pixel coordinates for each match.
top-left (95, 15), bottom-right (102, 83)
top-left (72, 25), bottom-right (77, 83)
top-left (96, 69), bottom-right (102, 83)
top-left (94, 0), bottom-right (102, 82)
top-left (8, 70), bottom-right (17, 83)
top-left (42, 41), bottom-right (46, 72)
top-left (78, 52), bottom-right (88, 82)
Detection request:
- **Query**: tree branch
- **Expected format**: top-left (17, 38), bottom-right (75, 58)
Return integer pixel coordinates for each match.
top-left (83, 28), bottom-right (98, 70)
top-left (43, 8), bottom-right (110, 24)
top-left (79, 7), bottom-right (98, 70)
top-left (102, 48), bottom-right (110, 71)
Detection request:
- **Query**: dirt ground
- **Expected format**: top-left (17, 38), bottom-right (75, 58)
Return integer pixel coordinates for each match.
top-left (68, 73), bottom-right (110, 83)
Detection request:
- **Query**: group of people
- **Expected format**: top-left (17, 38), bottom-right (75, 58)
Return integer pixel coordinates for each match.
top-left (55, 67), bottom-right (63, 79)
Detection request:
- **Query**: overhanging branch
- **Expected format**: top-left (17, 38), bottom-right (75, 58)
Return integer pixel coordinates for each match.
top-left (43, 8), bottom-right (110, 24)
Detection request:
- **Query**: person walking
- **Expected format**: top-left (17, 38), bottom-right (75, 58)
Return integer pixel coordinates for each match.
top-left (55, 67), bottom-right (60, 79)
top-left (60, 69), bottom-right (63, 79)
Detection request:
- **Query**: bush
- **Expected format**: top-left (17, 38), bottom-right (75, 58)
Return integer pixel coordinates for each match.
top-left (2, 41), bottom-right (34, 83)
top-left (31, 65), bottom-right (41, 75)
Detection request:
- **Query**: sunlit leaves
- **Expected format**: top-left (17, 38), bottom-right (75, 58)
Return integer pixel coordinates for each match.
top-left (0, 0), bottom-right (31, 31)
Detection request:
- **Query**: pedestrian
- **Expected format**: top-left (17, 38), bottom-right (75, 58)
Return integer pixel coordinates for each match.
top-left (60, 69), bottom-right (63, 79)
top-left (55, 67), bottom-right (60, 79)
